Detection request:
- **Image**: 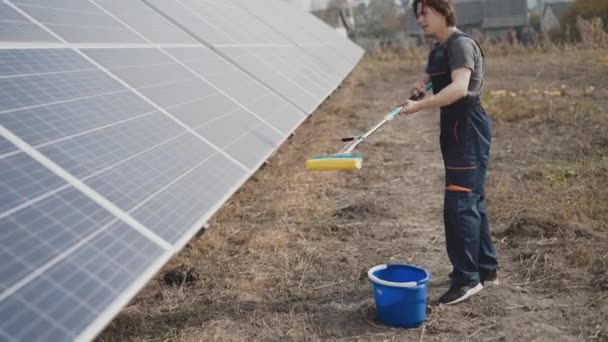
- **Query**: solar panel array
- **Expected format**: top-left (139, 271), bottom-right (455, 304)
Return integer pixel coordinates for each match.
top-left (0, 0), bottom-right (364, 341)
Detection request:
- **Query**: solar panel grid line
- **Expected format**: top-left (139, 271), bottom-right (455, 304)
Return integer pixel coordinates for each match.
top-left (0, 43), bottom-right (205, 50)
top-left (9, 291), bottom-right (74, 339)
top-left (2, 108), bottom-right (157, 159)
top-left (0, 126), bottom-right (174, 252)
top-left (1, 218), bottom-right (167, 342)
top-left (0, 181), bottom-right (69, 221)
top-left (142, 0), bottom-right (318, 114)
top-left (16, 22), bottom-right (124, 32)
top-left (122, 159), bottom-right (214, 215)
top-left (79, 46), bottom-right (287, 163)
top-left (0, 45), bottom-right (288, 332)
top-left (162, 1), bottom-right (339, 112)
top-left (213, 43), bottom-right (294, 48)
top-left (0, 216), bottom-right (119, 304)
top-left (0, 127), bottom-right (195, 229)
top-left (152, 156), bottom-right (258, 275)
top-left (257, 48), bottom-right (334, 93)
top-left (270, 0), bottom-right (364, 64)
top-left (0, 66), bottom-right (100, 80)
top-left (0, 148), bottom-right (21, 159)
top-left (89, 0), bottom-right (301, 138)
top-left (138, 50), bottom-right (284, 138)
top-left (8, 2), bottom-right (102, 15)
top-left (7, 0), bottom-right (147, 45)
top-left (218, 47), bottom-right (320, 111)
top-left (277, 48), bottom-right (341, 90)
top-left (186, 0), bottom-right (292, 46)
top-left (230, 0), bottom-right (363, 65)
top-left (0, 1), bottom-right (59, 43)
top-left (190, 45), bottom-right (315, 114)
top-left (1, 69), bottom-right (126, 114)
top-left (226, 1), bottom-right (346, 81)
top-left (1, 0), bottom-right (363, 340)
top-left (5, 4), bottom-right (254, 173)
top-left (132, 74), bottom-right (198, 91)
top-left (100, 60), bottom-right (177, 72)
top-left (212, 78), bottom-right (259, 94)
top-left (171, 1), bottom-right (352, 90)
top-left (162, 90), bottom-right (222, 111)
top-left (55, 50), bottom-right (255, 173)
top-left (0, 87), bottom-right (128, 116)
top-left (79, 0), bottom-right (199, 45)
top-left (75, 246), bottom-right (174, 342)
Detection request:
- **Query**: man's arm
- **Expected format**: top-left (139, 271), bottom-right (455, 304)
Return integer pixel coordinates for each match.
top-left (418, 68), bottom-right (470, 109)
top-left (401, 68), bottom-right (471, 114)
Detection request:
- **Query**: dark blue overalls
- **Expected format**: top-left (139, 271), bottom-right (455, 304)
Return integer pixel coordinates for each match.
top-left (426, 32), bottom-right (498, 287)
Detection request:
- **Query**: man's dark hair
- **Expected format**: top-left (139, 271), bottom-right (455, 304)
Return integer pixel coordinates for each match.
top-left (413, 0), bottom-right (457, 27)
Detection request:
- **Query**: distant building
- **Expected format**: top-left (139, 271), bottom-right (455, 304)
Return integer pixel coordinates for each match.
top-left (482, 0), bottom-right (528, 38)
top-left (405, 0), bottom-right (529, 43)
top-left (541, 1), bottom-right (574, 32)
top-left (456, 0), bottom-right (484, 32)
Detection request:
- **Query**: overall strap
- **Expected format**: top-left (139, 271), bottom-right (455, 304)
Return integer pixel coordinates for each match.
top-left (446, 31), bottom-right (485, 101)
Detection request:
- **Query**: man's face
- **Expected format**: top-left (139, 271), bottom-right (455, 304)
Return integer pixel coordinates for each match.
top-left (416, 3), bottom-right (445, 36)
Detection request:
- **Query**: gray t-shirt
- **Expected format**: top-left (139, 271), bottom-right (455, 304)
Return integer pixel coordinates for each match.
top-left (446, 33), bottom-right (484, 98)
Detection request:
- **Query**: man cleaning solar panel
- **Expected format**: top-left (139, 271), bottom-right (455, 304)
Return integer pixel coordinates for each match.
top-left (397, 0), bottom-right (499, 305)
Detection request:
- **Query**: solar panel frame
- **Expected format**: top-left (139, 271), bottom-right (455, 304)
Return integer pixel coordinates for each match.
top-left (1, 0), bottom-right (363, 340)
top-left (143, 0), bottom-right (351, 114)
top-left (224, 0), bottom-right (360, 78)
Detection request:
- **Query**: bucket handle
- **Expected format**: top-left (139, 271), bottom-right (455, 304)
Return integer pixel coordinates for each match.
top-left (367, 264), bottom-right (420, 288)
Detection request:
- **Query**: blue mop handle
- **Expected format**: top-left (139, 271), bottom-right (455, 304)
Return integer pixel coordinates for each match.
top-left (384, 107), bottom-right (403, 121)
top-left (386, 82), bottom-right (433, 120)
top-left (341, 82), bottom-right (433, 144)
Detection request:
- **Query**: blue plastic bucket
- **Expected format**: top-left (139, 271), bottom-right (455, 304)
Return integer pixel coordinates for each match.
top-left (368, 263), bottom-right (430, 328)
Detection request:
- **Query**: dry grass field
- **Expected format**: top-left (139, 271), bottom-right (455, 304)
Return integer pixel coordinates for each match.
top-left (97, 46), bottom-right (608, 341)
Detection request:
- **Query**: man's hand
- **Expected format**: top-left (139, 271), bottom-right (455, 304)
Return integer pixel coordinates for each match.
top-left (400, 99), bottom-right (421, 115)
top-left (410, 80), bottom-right (428, 99)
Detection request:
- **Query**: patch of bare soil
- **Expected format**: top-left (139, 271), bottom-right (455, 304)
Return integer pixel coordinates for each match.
top-left (98, 48), bottom-right (608, 342)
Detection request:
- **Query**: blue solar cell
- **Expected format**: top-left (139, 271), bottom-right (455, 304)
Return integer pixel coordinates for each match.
top-left (0, 1), bottom-right (363, 340)
top-left (92, 0), bottom-right (198, 44)
top-left (0, 187), bottom-right (115, 293)
top-left (0, 220), bottom-right (164, 341)
top-left (194, 107), bottom-right (283, 165)
top-left (222, 122), bottom-right (283, 169)
top-left (12, 0), bottom-right (105, 12)
top-left (218, 47), bottom-right (319, 113)
top-left (0, 3), bottom-right (30, 21)
top-left (0, 21), bottom-right (58, 43)
top-left (0, 49), bottom-right (95, 77)
top-left (0, 69), bottom-right (125, 113)
top-left (82, 47), bottom-right (286, 168)
top-left (38, 112), bottom-right (185, 179)
top-left (0, 152), bottom-right (66, 214)
top-left (175, 0), bottom-right (289, 45)
top-left (1, 91), bottom-right (159, 149)
top-left (0, 3), bottom-right (59, 43)
top-left (133, 153), bottom-right (246, 243)
top-left (145, 0), bottom-right (249, 46)
top-left (0, 136), bottom-right (17, 156)
top-left (83, 133), bottom-right (216, 212)
top-left (165, 47), bottom-right (307, 135)
top-left (11, 0), bottom-right (145, 44)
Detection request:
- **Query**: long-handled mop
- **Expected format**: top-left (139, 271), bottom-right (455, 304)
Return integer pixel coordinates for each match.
top-left (305, 83), bottom-right (432, 171)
